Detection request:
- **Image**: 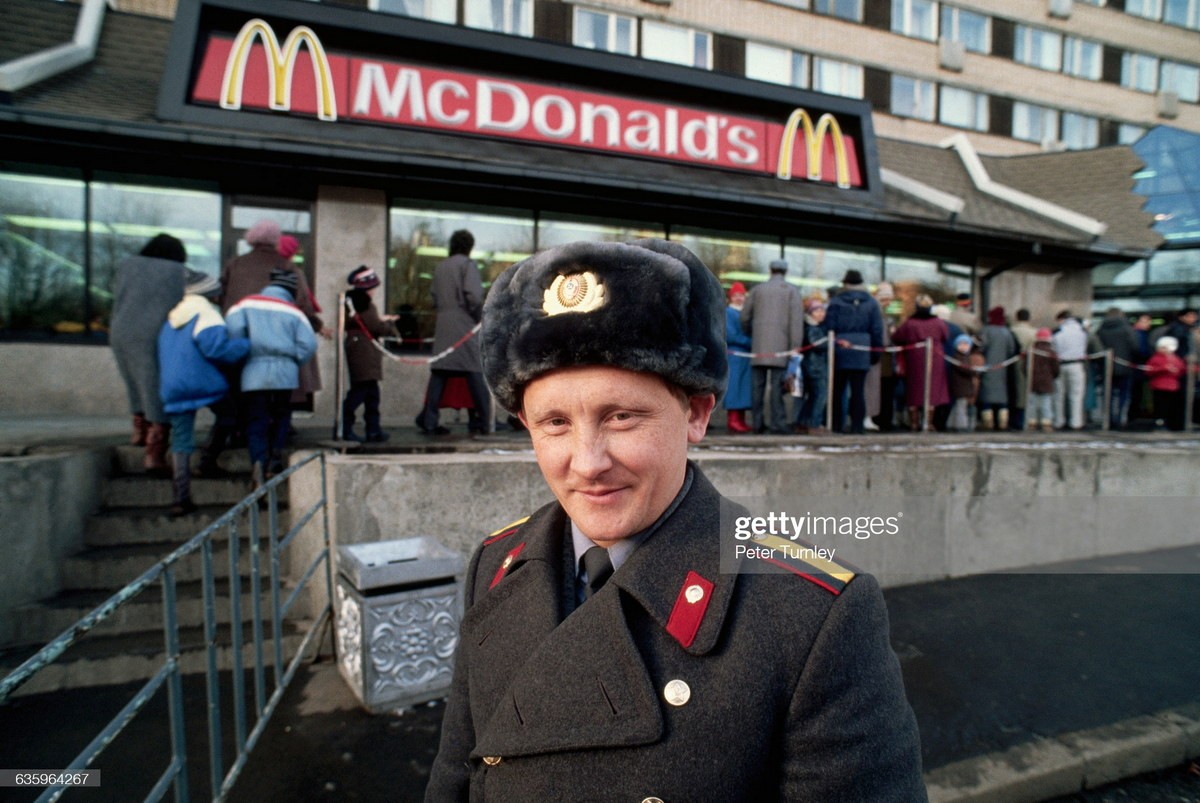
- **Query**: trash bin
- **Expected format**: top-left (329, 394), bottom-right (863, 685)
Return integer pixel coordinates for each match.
top-left (335, 537), bottom-right (464, 712)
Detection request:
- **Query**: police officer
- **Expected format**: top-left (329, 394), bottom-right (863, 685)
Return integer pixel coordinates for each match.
top-left (425, 239), bottom-right (926, 801)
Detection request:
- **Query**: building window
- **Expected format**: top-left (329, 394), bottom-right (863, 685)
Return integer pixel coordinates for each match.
top-left (745, 42), bottom-right (810, 88)
top-left (1164, 0), bottom-right (1200, 28)
top-left (1125, 0), bottom-right (1164, 19)
top-left (573, 7), bottom-right (637, 56)
top-left (1161, 60), bottom-right (1200, 103)
top-left (785, 241), bottom-right (883, 288)
top-left (0, 170), bottom-right (221, 340)
top-left (1061, 112), bottom-right (1099, 149)
top-left (371, 0), bottom-right (456, 23)
top-left (763, 0), bottom-right (811, 8)
top-left (671, 230), bottom-right (783, 290)
top-left (538, 215), bottom-right (663, 250)
top-left (939, 86), bottom-right (988, 130)
top-left (890, 75), bottom-right (936, 120)
top-left (1119, 124), bottom-right (1148, 144)
top-left (1078, 0), bottom-right (1106, 5)
top-left (892, 0), bottom-right (938, 40)
top-left (813, 57), bottom-right (864, 98)
top-left (641, 20), bottom-right (712, 69)
top-left (386, 206), bottom-right (534, 349)
top-left (464, 0), bottom-right (532, 36)
top-left (1063, 37), bottom-right (1102, 80)
top-left (1013, 101), bottom-right (1059, 145)
top-left (1122, 52), bottom-right (1160, 92)
top-left (813, 0), bottom-right (864, 22)
top-left (1014, 25), bottom-right (1062, 72)
top-left (940, 6), bottom-right (990, 54)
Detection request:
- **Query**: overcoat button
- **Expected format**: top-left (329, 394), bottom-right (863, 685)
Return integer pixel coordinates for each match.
top-left (663, 679), bottom-right (690, 706)
top-left (483, 756), bottom-right (502, 766)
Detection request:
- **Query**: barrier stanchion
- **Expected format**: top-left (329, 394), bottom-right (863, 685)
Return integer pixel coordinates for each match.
top-left (1024, 346), bottom-right (1036, 431)
top-left (1187, 354), bottom-right (1197, 433)
top-left (922, 338), bottom-right (932, 432)
top-left (333, 291), bottom-right (346, 441)
top-left (826, 330), bottom-right (835, 432)
top-left (1102, 349), bottom-right (1113, 433)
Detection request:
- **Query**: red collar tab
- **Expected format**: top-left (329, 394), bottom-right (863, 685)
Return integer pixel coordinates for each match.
top-left (665, 570), bottom-right (714, 649)
top-left (489, 542), bottom-right (526, 590)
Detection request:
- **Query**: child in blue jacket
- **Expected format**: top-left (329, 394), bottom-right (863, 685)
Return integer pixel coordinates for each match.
top-left (158, 272), bottom-right (250, 517)
top-left (225, 269), bottom-right (318, 489)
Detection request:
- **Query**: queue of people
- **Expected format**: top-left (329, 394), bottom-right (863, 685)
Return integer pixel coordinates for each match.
top-left (722, 270), bottom-right (1199, 435)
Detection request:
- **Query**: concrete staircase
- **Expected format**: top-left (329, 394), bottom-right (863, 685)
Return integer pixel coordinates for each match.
top-left (0, 446), bottom-right (310, 697)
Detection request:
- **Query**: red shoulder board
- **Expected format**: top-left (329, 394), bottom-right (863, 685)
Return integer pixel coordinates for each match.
top-left (665, 571), bottom-right (714, 648)
top-left (489, 542), bottom-right (526, 590)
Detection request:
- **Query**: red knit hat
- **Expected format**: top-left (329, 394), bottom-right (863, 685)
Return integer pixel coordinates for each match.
top-left (728, 281), bottom-right (747, 298)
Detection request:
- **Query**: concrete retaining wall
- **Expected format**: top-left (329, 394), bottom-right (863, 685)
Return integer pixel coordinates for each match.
top-left (0, 447), bottom-right (111, 645)
top-left (289, 443), bottom-right (1200, 608)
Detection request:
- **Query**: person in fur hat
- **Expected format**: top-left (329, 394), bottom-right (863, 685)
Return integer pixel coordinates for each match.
top-left (426, 240), bottom-right (924, 802)
top-left (342, 266), bottom-right (398, 443)
top-left (157, 271), bottom-right (249, 516)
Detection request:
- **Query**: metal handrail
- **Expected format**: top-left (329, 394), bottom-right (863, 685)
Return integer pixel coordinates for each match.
top-left (0, 450), bottom-right (334, 802)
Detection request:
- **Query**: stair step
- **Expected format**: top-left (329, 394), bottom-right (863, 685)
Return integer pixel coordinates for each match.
top-left (7, 578), bottom-right (289, 645)
top-left (0, 622), bottom-right (312, 697)
top-left (61, 539), bottom-right (285, 590)
top-left (113, 444), bottom-right (256, 475)
top-left (85, 506), bottom-right (277, 547)
top-left (101, 476), bottom-right (285, 508)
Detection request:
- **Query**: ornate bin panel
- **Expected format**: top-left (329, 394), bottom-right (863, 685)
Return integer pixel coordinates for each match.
top-left (336, 538), bottom-right (463, 712)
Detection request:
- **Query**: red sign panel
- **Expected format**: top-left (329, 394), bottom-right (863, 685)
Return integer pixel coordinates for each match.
top-left (190, 21), bottom-right (862, 188)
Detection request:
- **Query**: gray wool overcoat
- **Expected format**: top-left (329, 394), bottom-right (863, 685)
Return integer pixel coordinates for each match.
top-left (426, 466), bottom-right (927, 802)
top-left (430, 253), bottom-right (484, 373)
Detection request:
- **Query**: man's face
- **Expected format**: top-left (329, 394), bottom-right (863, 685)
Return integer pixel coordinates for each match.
top-left (519, 366), bottom-right (715, 544)
top-left (1183, 312), bottom-right (1198, 326)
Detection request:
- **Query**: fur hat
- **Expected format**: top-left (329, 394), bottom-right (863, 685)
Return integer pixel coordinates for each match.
top-left (278, 235), bottom-right (301, 260)
top-left (769, 259), bottom-right (789, 273)
top-left (1157, 336), bottom-right (1179, 353)
top-left (842, 269), bottom-right (864, 286)
top-left (1036, 327), bottom-right (1053, 341)
top-left (184, 269), bottom-right (220, 298)
top-left (481, 239), bottom-right (727, 414)
top-left (348, 265), bottom-right (381, 290)
top-left (269, 268), bottom-right (299, 297)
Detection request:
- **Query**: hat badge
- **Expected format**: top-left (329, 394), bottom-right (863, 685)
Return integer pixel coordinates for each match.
top-left (543, 272), bottom-right (606, 317)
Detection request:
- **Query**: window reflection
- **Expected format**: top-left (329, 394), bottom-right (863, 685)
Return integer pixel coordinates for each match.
top-left (784, 241), bottom-right (882, 294)
top-left (388, 206), bottom-right (534, 350)
top-left (669, 229), bottom-right (781, 290)
top-left (538, 216), bottom-right (662, 249)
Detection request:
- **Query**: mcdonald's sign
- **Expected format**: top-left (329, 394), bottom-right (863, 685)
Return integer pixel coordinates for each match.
top-left (219, 18), bottom-right (337, 121)
top-left (184, 15), bottom-right (870, 191)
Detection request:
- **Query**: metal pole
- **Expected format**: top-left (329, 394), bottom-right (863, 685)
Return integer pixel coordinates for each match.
top-left (923, 338), bottom-right (933, 433)
top-left (1025, 344), bottom-right (1035, 431)
top-left (1102, 349), bottom-right (1114, 433)
top-left (1186, 354), bottom-right (1197, 433)
top-left (825, 331), bottom-right (835, 432)
top-left (161, 569), bottom-right (190, 803)
top-left (334, 291), bottom-right (346, 440)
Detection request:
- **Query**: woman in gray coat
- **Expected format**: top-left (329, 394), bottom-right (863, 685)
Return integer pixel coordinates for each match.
top-left (109, 233), bottom-right (189, 476)
top-left (980, 306), bottom-right (1018, 430)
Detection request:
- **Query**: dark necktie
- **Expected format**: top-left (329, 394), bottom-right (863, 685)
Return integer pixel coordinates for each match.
top-left (582, 545), bottom-right (614, 599)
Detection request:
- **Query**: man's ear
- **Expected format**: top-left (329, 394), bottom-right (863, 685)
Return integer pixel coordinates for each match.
top-left (686, 394), bottom-right (717, 444)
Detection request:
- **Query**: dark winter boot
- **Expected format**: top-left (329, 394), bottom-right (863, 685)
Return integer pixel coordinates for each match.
top-left (341, 422), bottom-right (364, 443)
top-left (131, 413), bottom-right (149, 446)
top-left (169, 453), bottom-right (197, 518)
top-left (144, 423), bottom-right (171, 478)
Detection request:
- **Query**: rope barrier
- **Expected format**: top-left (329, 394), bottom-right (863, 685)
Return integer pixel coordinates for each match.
top-left (344, 296), bottom-right (480, 366)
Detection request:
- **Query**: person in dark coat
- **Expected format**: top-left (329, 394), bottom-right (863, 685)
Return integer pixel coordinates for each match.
top-left (426, 239), bottom-right (926, 801)
top-left (823, 269), bottom-right (884, 434)
top-left (1028, 328), bottom-right (1060, 432)
top-left (798, 300), bottom-right (829, 433)
top-left (891, 295), bottom-right (950, 431)
top-left (417, 229), bottom-right (492, 435)
top-left (342, 266), bottom-right (397, 443)
top-left (109, 232), bottom-right (190, 477)
top-left (740, 260), bottom-right (804, 434)
top-left (722, 282), bottom-right (753, 433)
top-left (1095, 307), bottom-right (1139, 429)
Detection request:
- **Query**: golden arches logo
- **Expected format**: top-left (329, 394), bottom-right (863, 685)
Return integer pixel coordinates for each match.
top-left (220, 18), bottom-right (337, 122)
top-left (776, 108), bottom-right (852, 189)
